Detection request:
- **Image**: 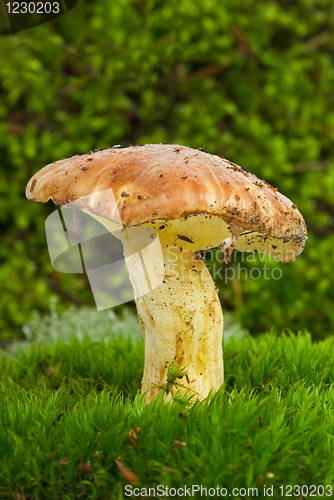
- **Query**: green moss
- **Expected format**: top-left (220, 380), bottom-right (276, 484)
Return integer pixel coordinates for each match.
top-left (1, 325), bottom-right (334, 498)
top-left (0, 0), bottom-right (333, 339)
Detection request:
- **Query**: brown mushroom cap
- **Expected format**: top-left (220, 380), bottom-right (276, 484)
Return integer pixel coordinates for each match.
top-left (26, 143), bottom-right (307, 262)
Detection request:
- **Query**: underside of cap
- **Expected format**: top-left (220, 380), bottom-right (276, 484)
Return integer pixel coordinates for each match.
top-left (143, 215), bottom-right (303, 263)
top-left (26, 143), bottom-right (307, 261)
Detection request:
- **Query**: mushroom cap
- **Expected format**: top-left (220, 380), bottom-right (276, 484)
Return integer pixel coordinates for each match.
top-left (26, 143), bottom-right (307, 262)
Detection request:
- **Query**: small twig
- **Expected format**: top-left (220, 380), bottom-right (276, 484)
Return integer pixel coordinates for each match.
top-left (181, 62), bottom-right (228, 85)
top-left (231, 26), bottom-right (257, 60)
top-left (293, 160), bottom-right (330, 172)
top-left (304, 31), bottom-right (331, 52)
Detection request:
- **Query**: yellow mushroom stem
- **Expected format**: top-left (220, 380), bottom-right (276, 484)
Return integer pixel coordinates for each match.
top-left (83, 209), bottom-right (224, 403)
top-left (134, 241), bottom-right (224, 403)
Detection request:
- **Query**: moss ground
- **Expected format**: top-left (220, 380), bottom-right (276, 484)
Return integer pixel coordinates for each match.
top-left (1, 309), bottom-right (334, 499)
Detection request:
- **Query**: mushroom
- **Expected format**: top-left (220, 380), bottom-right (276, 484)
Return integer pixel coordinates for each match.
top-left (26, 144), bottom-right (307, 402)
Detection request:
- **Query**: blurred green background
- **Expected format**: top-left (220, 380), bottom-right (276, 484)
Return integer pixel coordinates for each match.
top-left (0, 0), bottom-right (333, 341)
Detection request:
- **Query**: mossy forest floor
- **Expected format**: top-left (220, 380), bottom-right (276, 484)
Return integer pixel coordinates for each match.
top-left (1, 308), bottom-right (334, 499)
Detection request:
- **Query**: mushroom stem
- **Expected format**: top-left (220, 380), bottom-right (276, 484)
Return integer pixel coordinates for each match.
top-left (81, 211), bottom-right (224, 403)
top-left (131, 243), bottom-right (224, 403)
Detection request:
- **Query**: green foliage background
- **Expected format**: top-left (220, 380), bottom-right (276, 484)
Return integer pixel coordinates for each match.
top-left (0, 0), bottom-right (333, 340)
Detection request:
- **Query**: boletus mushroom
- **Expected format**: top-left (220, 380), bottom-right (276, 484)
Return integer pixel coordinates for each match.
top-left (26, 144), bottom-right (307, 402)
